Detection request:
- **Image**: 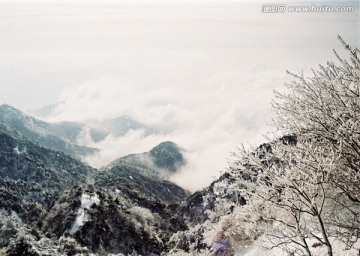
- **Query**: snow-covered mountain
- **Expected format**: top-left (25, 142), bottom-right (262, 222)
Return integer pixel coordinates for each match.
top-left (0, 104), bottom-right (251, 255)
top-left (0, 123), bottom-right (96, 223)
top-left (0, 104), bottom-right (100, 158)
top-left (0, 106), bottom-right (192, 255)
top-left (39, 184), bottom-right (188, 255)
top-left (2, 103), bottom-right (357, 255)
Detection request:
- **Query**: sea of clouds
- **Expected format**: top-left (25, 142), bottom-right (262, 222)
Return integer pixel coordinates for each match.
top-left (0, 0), bottom-right (357, 191)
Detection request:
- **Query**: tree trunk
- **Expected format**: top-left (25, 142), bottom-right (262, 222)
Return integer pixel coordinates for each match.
top-left (317, 214), bottom-right (333, 256)
top-left (302, 237), bottom-right (313, 256)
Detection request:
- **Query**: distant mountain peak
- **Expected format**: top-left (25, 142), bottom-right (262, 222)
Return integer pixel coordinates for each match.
top-left (0, 103), bottom-right (23, 114)
top-left (150, 141), bottom-right (185, 173)
top-left (0, 103), bottom-right (15, 108)
top-left (0, 104), bottom-right (98, 158)
top-left (151, 141), bottom-right (178, 149)
top-left (108, 140), bottom-right (186, 182)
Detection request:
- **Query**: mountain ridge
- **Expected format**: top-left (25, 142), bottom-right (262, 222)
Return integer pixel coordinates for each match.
top-left (108, 141), bottom-right (186, 180)
top-left (0, 106), bottom-right (194, 255)
top-left (0, 104), bottom-right (99, 159)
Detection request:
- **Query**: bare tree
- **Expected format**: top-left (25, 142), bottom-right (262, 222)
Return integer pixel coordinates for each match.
top-left (232, 138), bottom-right (337, 256)
top-left (230, 36), bottom-right (359, 255)
top-left (272, 35), bottom-right (359, 246)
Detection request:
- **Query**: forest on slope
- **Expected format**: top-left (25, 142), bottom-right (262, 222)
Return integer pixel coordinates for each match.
top-left (0, 37), bottom-right (359, 256)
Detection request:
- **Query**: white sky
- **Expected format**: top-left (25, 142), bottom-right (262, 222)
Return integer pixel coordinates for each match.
top-left (0, 0), bottom-right (358, 191)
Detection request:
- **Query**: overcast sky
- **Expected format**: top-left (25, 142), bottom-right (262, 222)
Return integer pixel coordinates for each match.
top-left (0, 0), bottom-right (358, 191)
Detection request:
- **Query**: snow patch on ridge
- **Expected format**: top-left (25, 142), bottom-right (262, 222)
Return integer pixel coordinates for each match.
top-left (13, 146), bottom-right (26, 155)
top-left (69, 193), bottom-right (100, 235)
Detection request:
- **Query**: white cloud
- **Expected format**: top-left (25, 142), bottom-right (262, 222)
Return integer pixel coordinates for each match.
top-left (0, 0), bottom-right (358, 191)
top-left (80, 128), bottom-right (168, 168)
top-left (49, 66), bottom-right (288, 191)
